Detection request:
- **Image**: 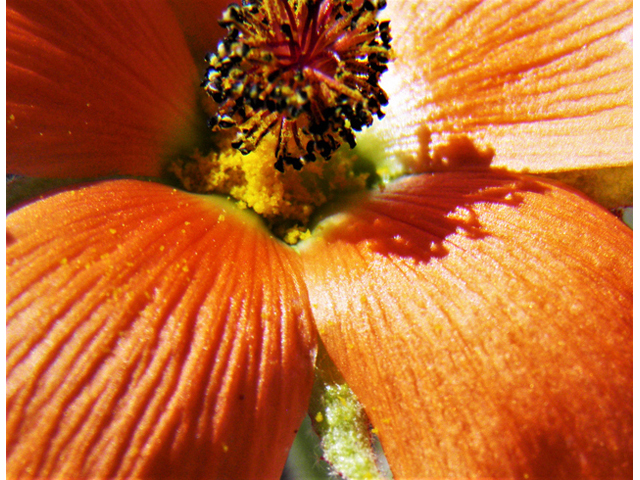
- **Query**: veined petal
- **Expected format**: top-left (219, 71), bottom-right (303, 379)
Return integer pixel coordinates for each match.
top-left (300, 171), bottom-right (632, 478)
top-left (7, 0), bottom-right (204, 178)
top-left (7, 180), bottom-right (316, 479)
top-left (370, 0), bottom-right (631, 173)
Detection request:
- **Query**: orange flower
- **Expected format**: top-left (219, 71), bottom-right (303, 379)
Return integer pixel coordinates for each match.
top-left (7, 1), bottom-right (632, 479)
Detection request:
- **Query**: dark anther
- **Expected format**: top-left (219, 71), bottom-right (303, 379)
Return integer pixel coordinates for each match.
top-left (289, 107), bottom-right (302, 118)
top-left (218, 3), bottom-right (242, 27)
top-left (281, 23), bottom-right (293, 38)
top-left (341, 130), bottom-right (357, 148)
top-left (203, 0), bottom-right (392, 170)
top-left (228, 28), bottom-right (240, 42)
top-left (375, 89), bottom-right (389, 106)
top-left (267, 70), bottom-right (280, 82)
top-left (317, 140), bottom-right (333, 158)
top-left (367, 97), bottom-right (380, 111)
top-left (306, 140), bottom-right (316, 154)
top-left (309, 121), bottom-right (329, 135)
top-left (249, 97), bottom-right (265, 110)
top-left (350, 117), bottom-right (364, 131)
top-left (218, 116), bottom-right (236, 128)
top-left (284, 156), bottom-right (303, 170)
top-left (228, 4), bottom-right (242, 21)
top-left (340, 104), bottom-right (354, 119)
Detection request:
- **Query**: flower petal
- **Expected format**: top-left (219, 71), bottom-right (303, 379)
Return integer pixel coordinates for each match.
top-left (370, 0), bottom-right (631, 173)
top-left (166, 0), bottom-right (229, 65)
top-left (7, 180), bottom-right (316, 479)
top-left (300, 171), bottom-right (632, 478)
top-left (7, 0), bottom-right (205, 178)
top-left (541, 164), bottom-right (633, 209)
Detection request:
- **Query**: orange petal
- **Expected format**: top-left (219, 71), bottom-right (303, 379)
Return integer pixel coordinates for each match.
top-left (300, 171), bottom-right (632, 478)
top-left (371, 0), bottom-right (632, 172)
top-left (7, 180), bottom-right (316, 479)
top-left (7, 0), bottom-right (204, 178)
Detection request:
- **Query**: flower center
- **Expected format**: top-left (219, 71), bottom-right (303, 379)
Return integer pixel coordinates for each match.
top-left (172, 0), bottom-right (391, 244)
top-left (203, 0), bottom-right (391, 172)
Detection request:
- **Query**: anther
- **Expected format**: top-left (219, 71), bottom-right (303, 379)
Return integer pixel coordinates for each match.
top-left (203, 0), bottom-right (392, 170)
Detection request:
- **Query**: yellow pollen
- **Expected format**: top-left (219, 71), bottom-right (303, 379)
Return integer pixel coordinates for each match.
top-left (172, 133), bottom-right (368, 241)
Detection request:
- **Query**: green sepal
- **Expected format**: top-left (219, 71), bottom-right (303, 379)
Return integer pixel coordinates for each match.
top-left (309, 342), bottom-right (386, 480)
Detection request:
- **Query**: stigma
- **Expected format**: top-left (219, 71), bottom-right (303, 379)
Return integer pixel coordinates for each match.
top-left (203, 0), bottom-right (391, 172)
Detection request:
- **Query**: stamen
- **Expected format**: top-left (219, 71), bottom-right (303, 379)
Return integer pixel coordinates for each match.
top-left (203, 0), bottom-right (392, 172)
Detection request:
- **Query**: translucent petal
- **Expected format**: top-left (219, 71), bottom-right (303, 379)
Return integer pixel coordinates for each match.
top-left (7, 180), bottom-right (316, 479)
top-left (7, 0), bottom-right (204, 178)
top-left (300, 171), bottom-right (632, 478)
top-left (369, 0), bottom-right (632, 173)
top-left (540, 164), bottom-right (632, 209)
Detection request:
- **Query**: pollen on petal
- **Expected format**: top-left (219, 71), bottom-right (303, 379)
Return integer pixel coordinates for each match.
top-left (7, 180), bottom-right (316, 479)
top-left (7, 0), bottom-right (203, 178)
top-left (370, 0), bottom-right (631, 174)
top-left (300, 171), bottom-right (632, 478)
